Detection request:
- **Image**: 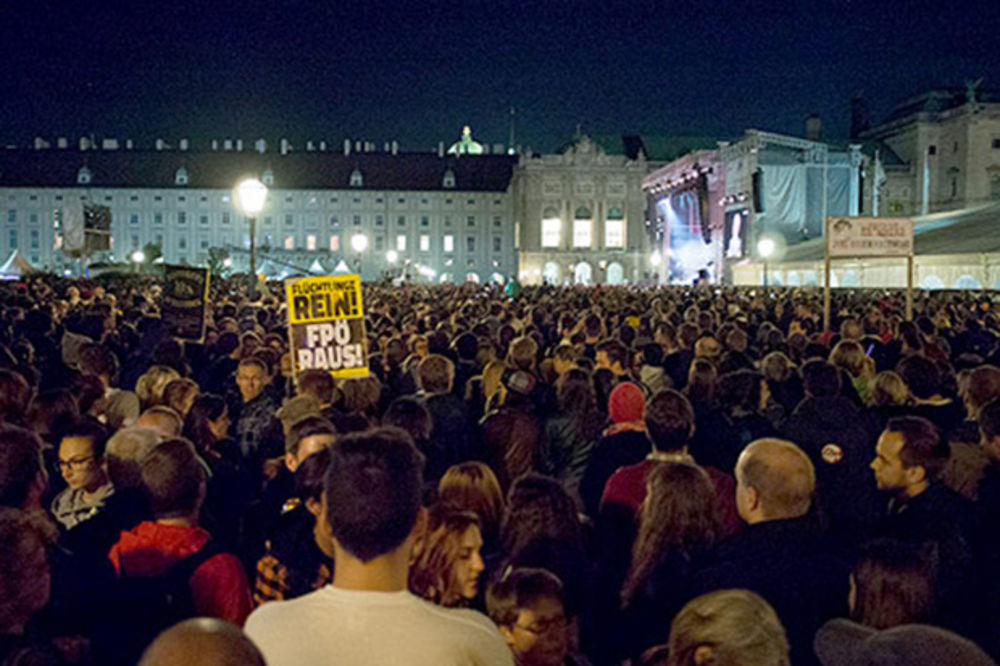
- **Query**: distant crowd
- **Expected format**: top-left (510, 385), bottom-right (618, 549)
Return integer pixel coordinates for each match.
top-left (3, 274), bottom-right (1000, 665)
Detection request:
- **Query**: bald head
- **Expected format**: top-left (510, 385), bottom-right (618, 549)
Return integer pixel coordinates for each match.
top-left (736, 438), bottom-right (815, 522)
top-left (139, 618), bottom-right (265, 666)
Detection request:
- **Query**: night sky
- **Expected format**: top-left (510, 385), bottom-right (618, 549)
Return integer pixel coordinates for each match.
top-left (2, 0), bottom-right (999, 154)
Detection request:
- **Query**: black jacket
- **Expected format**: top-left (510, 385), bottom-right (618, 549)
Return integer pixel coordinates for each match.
top-left (693, 516), bottom-right (849, 666)
top-left (783, 395), bottom-right (881, 547)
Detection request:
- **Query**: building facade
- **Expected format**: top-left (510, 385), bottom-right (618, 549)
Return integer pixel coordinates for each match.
top-left (513, 135), bottom-right (651, 286)
top-left (859, 87), bottom-right (1000, 216)
top-left (0, 139), bottom-right (519, 283)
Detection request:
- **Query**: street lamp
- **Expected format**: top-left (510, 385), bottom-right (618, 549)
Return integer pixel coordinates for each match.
top-left (131, 250), bottom-right (144, 273)
top-left (351, 233), bottom-right (368, 278)
top-left (386, 249), bottom-right (398, 264)
top-left (757, 237), bottom-right (776, 288)
top-left (235, 178), bottom-right (268, 300)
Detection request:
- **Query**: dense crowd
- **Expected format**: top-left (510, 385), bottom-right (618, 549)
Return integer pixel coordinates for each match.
top-left (3, 275), bottom-right (1000, 665)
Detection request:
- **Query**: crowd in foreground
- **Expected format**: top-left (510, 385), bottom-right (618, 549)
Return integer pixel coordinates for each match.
top-left (4, 275), bottom-right (1000, 665)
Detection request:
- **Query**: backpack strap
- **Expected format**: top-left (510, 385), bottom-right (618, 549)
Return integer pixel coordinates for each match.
top-left (166, 538), bottom-right (225, 589)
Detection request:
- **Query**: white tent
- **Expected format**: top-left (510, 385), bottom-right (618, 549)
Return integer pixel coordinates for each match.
top-left (309, 259), bottom-right (327, 275)
top-left (332, 260), bottom-right (351, 274)
top-left (0, 250), bottom-right (35, 279)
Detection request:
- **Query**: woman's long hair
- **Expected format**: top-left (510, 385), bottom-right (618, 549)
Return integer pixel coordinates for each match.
top-left (409, 504), bottom-right (482, 607)
top-left (555, 368), bottom-right (604, 443)
top-left (438, 462), bottom-right (505, 550)
top-left (622, 461), bottom-right (720, 606)
top-left (182, 393), bottom-right (226, 458)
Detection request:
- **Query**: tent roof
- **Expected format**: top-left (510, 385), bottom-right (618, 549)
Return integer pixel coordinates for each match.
top-left (774, 202), bottom-right (1000, 264)
top-left (0, 250), bottom-right (35, 277)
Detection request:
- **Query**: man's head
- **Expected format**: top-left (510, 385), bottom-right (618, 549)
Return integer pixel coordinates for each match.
top-left (963, 365), bottom-right (1000, 419)
top-left (978, 397), bottom-right (1000, 462)
top-left (57, 420), bottom-right (110, 493)
top-left (896, 355), bottom-right (941, 400)
top-left (140, 439), bottom-right (206, 521)
top-left (78, 342), bottom-right (118, 387)
top-left (138, 618), bottom-right (266, 666)
top-left (735, 438), bottom-right (815, 524)
top-left (417, 354), bottom-right (454, 395)
top-left (801, 359), bottom-right (842, 398)
top-left (644, 389), bottom-right (695, 453)
top-left (382, 397), bottom-right (433, 444)
top-left (104, 427), bottom-right (163, 489)
top-left (285, 416), bottom-right (336, 472)
top-left (0, 425), bottom-right (46, 510)
top-left (487, 567), bottom-right (569, 666)
top-left (323, 426), bottom-right (425, 563)
top-left (136, 406), bottom-right (184, 439)
top-left (551, 344), bottom-right (578, 377)
top-left (871, 416), bottom-right (946, 498)
top-left (298, 369), bottom-right (336, 406)
top-left (235, 358), bottom-right (268, 403)
top-left (0, 508), bottom-right (51, 634)
top-left (595, 340), bottom-right (628, 375)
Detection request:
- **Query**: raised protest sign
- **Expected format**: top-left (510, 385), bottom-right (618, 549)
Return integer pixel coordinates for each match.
top-left (286, 274), bottom-right (369, 380)
top-left (161, 265), bottom-right (210, 341)
top-left (827, 216), bottom-right (913, 258)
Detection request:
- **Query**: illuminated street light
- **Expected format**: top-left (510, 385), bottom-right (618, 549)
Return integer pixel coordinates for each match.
top-left (234, 178), bottom-right (268, 299)
top-left (758, 237), bottom-right (776, 288)
top-left (649, 250), bottom-right (661, 266)
top-left (351, 233), bottom-right (368, 277)
top-left (386, 249), bottom-right (398, 263)
top-left (131, 250), bottom-right (145, 263)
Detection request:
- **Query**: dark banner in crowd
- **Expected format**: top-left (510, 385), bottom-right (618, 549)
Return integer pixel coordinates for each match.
top-left (285, 274), bottom-right (369, 382)
top-left (161, 265), bottom-right (210, 341)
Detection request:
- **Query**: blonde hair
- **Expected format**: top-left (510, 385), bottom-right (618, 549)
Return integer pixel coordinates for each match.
top-left (135, 365), bottom-right (182, 410)
top-left (481, 360), bottom-right (507, 412)
top-left (829, 340), bottom-right (869, 379)
top-left (668, 589), bottom-right (790, 666)
top-left (871, 371), bottom-right (908, 407)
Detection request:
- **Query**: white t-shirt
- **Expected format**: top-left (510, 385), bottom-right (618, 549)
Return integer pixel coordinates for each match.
top-left (244, 586), bottom-right (513, 666)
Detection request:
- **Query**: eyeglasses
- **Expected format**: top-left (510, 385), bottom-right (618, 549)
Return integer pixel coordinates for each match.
top-left (513, 616), bottom-right (568, 636)
top-left (58, 456), bottom-right (95, 471)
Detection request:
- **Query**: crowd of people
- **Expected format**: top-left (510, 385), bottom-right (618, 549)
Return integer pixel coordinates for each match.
top-left (3, 274), bottom-right (1000, 665)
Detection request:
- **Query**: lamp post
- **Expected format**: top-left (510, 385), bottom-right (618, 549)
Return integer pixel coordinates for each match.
top-left (757, 237), bottom-right (776, 288)
top-left (235, 178), bottom-right (268, 301)
top-left (351, 233), bottom-right (368, 279)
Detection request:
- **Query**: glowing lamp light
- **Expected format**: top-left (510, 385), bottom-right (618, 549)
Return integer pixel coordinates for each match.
top-left (131, 250), bottom-right (145, 263)
top-left (757, 238), bottom-right (776, 259)
top-left (386, 250), bottom-right (399, 263)
top-left (350, 233), bottom-right (368, 253)
top-left (223, 257), bottom-right (233, 268)
top-left (649, 250), bottom-right (661, 266)
top-left (235, 178), bottom-right (268, 215)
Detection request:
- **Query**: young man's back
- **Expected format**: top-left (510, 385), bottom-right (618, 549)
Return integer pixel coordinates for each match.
top-left (246, 586), bottom-right (511, 665)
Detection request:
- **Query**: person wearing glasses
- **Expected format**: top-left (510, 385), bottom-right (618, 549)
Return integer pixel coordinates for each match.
top-left (487, 567), bottom-right (589, 666)
top-left (51, 419), bottom-right (113, 530)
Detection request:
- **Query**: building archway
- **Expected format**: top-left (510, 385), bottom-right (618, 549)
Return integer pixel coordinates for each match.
top-left (465, 272), bottom-right (480, 284)
top-left (606, 261), bottom-right (624, 285)
top-left (543, 261), bottom-right (561, 285)
top-left (921, 275), bottom-right (945, 290)
top-left (953, 274), bottom-right (982, 289)
top-left (574, 261), bottom-right (593, 285)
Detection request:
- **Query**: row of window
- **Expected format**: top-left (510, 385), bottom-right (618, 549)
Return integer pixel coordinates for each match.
top-left (541, 218), bottom-right (625, 249)
top-left (8, 191), bottom-right (505, 209)
top-left (124, 233), bottom-right (502, 254)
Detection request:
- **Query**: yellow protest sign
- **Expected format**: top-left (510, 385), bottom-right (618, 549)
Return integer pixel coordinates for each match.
top-left (285, 275), bottom-right (369, 380)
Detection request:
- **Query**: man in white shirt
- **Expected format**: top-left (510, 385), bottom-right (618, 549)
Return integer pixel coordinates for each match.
top-left (245, 426), bottom-right (512, 666)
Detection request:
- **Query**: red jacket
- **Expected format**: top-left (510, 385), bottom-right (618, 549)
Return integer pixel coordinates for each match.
top-left (601, 459), bottom-right (743, 537)
top-left (108, 521), bottom-right (253, 626)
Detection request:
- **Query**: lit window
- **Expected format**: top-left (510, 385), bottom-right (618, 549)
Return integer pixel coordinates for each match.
top-left (420, 234), bottom-right (430, 252)
top-left (444, 235), bottom-right (454, 253)
top-left (605, 219), bottom-right (625, 248)
top-left (307, 234), bottom-right (317, 250)
top-left (541, 217), bottom-right (561, 248)
top-left (284, 236), bottom-right (295, 250)
top-left (330, 235), bottom-right (340, 251)
top-left (350, 169), bottom-right (364, 187)
top-left (573, 219), bottom-right (591, 248)
top-left (396, 235), bottom-right (406, 251)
